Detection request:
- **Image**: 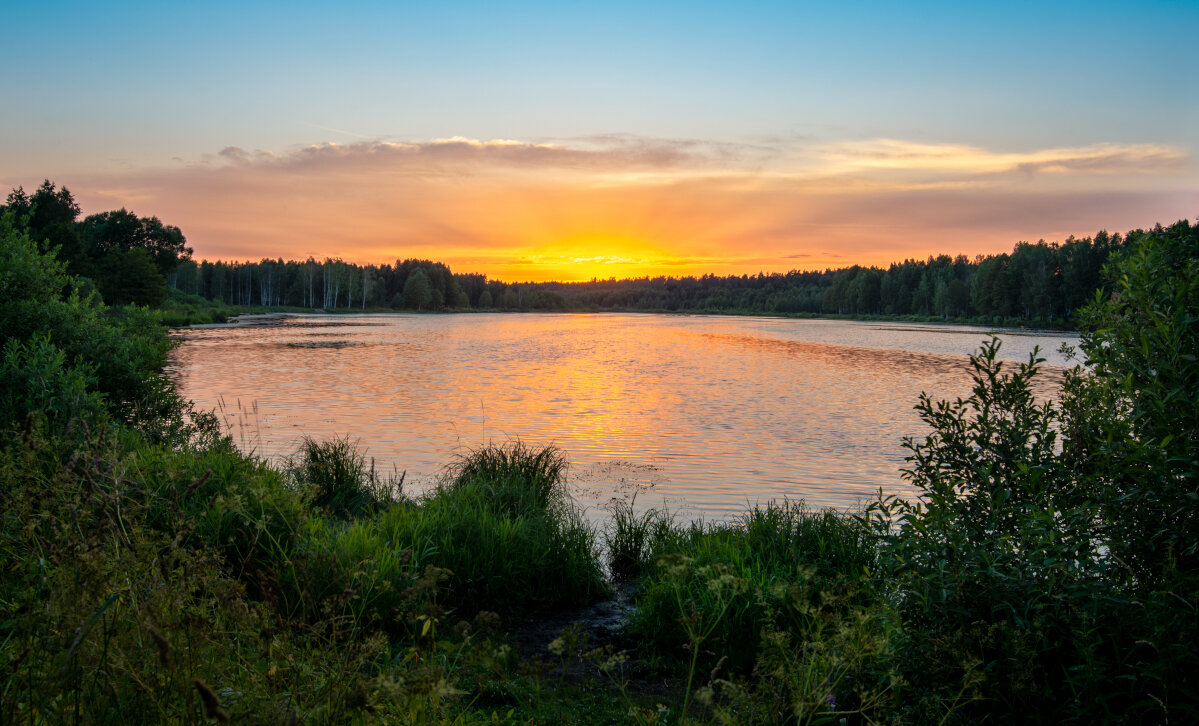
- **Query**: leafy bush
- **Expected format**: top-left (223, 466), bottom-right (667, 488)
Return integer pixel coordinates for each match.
top-left (0, 336), bottom-right (105, 429)
top-left (879, 218), bottom-right (1199, 723)
top-left (874, 339), bottom-right (1105, 720)
top-left (0, 213), bottom-right (174, 433)
top-left (1069, 219), bottom-right (1199, 583)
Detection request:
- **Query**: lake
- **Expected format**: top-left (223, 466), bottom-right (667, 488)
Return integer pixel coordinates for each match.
top-left (168, 313), bottom-right (1079, 521)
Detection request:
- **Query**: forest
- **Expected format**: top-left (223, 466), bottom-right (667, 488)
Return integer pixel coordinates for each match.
top-left (5, 180), bottom-right (1128, 328)
top-left (170, 234), bottom-right (1125, 327)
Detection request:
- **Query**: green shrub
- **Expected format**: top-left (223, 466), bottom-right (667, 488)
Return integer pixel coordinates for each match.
top-left (0, 335), bottom-right (105, 431)
top-left (880, 259), bottom-right (1199, 724)
top-left (874, 339), bottom-right (1107, 721)
top-left (1069, 219), bottom-right (1199, 583)
top-left (1, 214), bottom-right (174, 431)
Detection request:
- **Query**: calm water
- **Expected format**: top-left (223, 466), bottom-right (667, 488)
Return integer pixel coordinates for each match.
top-left (168, 313), bottom-right (1078, 520)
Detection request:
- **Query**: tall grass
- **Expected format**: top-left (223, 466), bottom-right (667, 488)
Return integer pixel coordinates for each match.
top-left (622, 500), bottom-right (892, 721)
top-left (288, 435), bottom-right (395, 518)
top-left (603, 497), bottom-right (673, 581)
top-left (379, 443), bottom-right (609, 618)
top-left (446, 441), bottom-right (568, 513)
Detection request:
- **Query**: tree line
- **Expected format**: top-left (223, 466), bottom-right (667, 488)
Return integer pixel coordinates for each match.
top-left (0, 179), bottom-right (1160, 326)
top-left (174, 230), bottom-right (1132, 327)
top-left (542, 232), bottom-right (1125, 325)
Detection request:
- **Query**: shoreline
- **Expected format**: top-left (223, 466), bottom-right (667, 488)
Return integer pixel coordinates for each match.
top-left (176, 306), bottom-right (1077, 335)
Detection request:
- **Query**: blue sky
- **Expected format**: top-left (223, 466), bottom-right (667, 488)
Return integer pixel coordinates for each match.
top-left (2, 1), bottom-right (1195, 278)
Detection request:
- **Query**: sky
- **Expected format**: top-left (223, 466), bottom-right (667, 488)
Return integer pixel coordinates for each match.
top-left (2, 1), bottom-right (1196, 282)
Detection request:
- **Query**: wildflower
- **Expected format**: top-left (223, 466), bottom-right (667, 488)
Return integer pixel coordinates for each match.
top-left (600, 651), bottom-right (629, 673)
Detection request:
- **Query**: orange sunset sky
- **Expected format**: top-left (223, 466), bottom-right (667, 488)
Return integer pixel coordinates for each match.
top-left (3, 2), bottom-right (1196, 282)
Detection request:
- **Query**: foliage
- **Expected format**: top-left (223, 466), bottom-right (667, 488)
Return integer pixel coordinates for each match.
top-left (1068, 219), bottom-right (1199, 583)
top-left (629, 502), bottom-right (878, 673)
top-left (448, 441), bottom-right (570, 514)
top-left (79, 207), bottom-right (192, 276)
top-left (403, 268), bottom-right (435, 310)
top-left (1, 182), bottom-right (191, 307)
top-left (0, 335), bottom-right (105, 429)
top-left (371, 444), bottom-right (608, 619)
top-left (876, 220), bottom-right (1199, 725)
top-left (0, 214), bottom-right (174, 432)
top-left (96, 247), bottom-right (168, 306)
top-left (604, 498), bottom-right (673, 581)
top-left (288, 435), bottom-right (393, 519)
top-left (873, 340), bottom-right (1106, 721)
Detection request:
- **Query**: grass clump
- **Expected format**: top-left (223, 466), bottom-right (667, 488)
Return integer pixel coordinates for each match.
top-left (447, 440), bottom-right (568, 513)
top-left (374, 443), bottom-right (608, 619)
top-left (604, 498), bottom-right (673, 582)
top-left (288, 435), bottom-right (393, 519)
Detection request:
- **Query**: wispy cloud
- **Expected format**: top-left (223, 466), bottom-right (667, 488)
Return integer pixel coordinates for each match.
top-left (191, 135), bottom-right (743, 177)
top-left (819, 139), bottom-right (1185, 177)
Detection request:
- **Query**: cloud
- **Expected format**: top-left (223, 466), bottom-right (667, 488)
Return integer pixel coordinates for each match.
top-left (61, 134), bottom-right (1195, 281)
top-left (192, 135), bottom-right (743, 178)
top-left (820, 139), bottom-right (1186, 177)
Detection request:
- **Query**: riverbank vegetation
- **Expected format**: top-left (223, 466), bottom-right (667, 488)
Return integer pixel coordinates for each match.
top-left (1, 180), bottom-right (1146, 329)
top-left (2, 195), bottom-right (1197, 722)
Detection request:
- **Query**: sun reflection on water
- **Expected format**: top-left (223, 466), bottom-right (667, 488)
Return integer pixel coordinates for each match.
top-left (169, 314), bottom-right (1078, 521)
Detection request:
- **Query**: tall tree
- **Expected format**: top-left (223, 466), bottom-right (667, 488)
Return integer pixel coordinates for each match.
top-left (403, 269), bottom-right (433, 310)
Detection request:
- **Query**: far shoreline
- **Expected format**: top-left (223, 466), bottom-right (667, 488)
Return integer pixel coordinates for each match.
top-left (171, 306), bottom-right (1079, 335)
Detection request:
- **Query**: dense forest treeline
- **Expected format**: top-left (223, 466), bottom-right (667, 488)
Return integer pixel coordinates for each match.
top-left (2, 179), bottom-right (1154, 328)
top-left (171, 231), bottom-right (1127, 327)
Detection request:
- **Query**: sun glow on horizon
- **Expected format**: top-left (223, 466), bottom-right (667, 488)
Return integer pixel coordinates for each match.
top-left (504, 235), bottom-right (678, 282)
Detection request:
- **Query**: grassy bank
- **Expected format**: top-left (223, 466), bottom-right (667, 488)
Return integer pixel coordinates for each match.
top-left (3, 214), bottom-right (1197, 723)
top-left (1, 419), bottom-right (885, 722)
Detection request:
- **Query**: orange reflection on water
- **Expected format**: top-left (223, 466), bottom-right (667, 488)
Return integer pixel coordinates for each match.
top-left (169, 314), bottom-right (1078, 520)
